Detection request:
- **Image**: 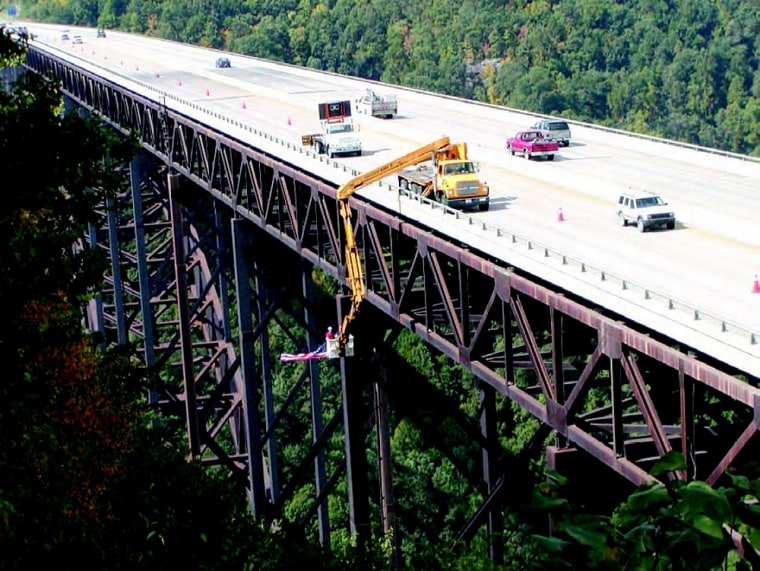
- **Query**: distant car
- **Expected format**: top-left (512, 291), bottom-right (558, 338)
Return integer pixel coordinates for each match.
top-left (616, 190), bottom-right (676, 232)
top-left (96, 28), bottom-right (106, 38)
top-left (72, 35), bottom-right (83, 45)
top-left (61, 31), bottom-right (70, 41)
top-left (532, 119), bottom-right (572, 147)
top-left (505, 130), bottom-right (559, 161)
top-left (215, 57), bottom-right (231, 69)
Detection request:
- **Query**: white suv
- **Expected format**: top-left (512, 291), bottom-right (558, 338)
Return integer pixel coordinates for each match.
top-left (616, 190), bottom-right (676, 232)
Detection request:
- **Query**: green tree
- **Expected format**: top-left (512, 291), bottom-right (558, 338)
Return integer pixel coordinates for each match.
top-left (530, 453), bottom-right (760, 569)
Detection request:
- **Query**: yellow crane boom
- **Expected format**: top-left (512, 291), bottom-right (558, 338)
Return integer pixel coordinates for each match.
top-left (335, 136), bottom-right (452, 354)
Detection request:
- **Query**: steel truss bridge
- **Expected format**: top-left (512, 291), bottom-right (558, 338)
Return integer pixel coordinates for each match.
top-left (23, 45), bottom-right (760, 557)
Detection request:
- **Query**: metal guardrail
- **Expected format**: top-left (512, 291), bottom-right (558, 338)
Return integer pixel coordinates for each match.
top-left (29, 41), bottom-right (760, 353)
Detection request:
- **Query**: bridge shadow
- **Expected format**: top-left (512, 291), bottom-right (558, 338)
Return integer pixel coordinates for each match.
top-left (484, 195), bottom-right (518, 211)
top-left (356, 148), bottom-right (392, 157)
top-left (359, 115), bottom-right (412, 121)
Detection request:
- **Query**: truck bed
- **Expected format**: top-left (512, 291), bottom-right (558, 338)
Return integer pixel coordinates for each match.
top-left (356, 90), bottom-right (398, 118)
top-left (398, 165), bottom-right (435, 185)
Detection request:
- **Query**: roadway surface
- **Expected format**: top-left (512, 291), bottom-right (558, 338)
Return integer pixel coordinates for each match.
top-left (19, 22), bottom-right (760, 377)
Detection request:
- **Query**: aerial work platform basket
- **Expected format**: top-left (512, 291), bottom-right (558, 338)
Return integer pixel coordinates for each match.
top-left (326, 334), bottom-right (354, 359)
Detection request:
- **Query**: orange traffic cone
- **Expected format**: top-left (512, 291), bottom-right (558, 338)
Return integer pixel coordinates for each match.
top-left (557, 208), bottom-right (565, 222)
top-left (752, 274), bottom-right (760, 294)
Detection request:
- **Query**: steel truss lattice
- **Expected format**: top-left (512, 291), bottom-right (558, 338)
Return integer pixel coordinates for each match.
top-left (25, 45), bottom-right (760, 552)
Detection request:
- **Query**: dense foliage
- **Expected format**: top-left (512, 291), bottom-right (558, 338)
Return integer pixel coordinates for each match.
top-left (18, 0), bottom-right (760, 156)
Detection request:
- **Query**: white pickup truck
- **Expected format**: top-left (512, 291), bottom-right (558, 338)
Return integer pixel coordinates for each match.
top-left (354, 89), bottom-right (398, 119)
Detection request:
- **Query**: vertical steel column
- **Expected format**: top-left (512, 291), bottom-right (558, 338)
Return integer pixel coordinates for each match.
top-left (231, 218), bottom-right (267, 518)
top-left (129, 154), bottom-right (156, 377)
top-left (252, 233), bottom-right (279, 505)
top-left (550, 307), bottom-right (565, 404)
top-left (303, 262), bottom-right (330, 544)
top-left (86, 222), bottom-right (105, 337)
top-left (680, 367), bottom-right (696, 479)
top-left (480, 382), bottom-right (503, 564)
top-left (503, 299), bottom-right (515, 385)
top-left (550, 307), bottom-right (568, 448)
top-left (610, 357), bottom-right (624, 457)
top-left (214, 208), bottom-right (233, 343)
top-left (106, 194), bottom-right (128, 344)
top-left (341, 340), bottom-right (371, 544)
top-left (168, 172), bottom-right (201, 458)
top-left (375, 373), bottom-right (398, 565)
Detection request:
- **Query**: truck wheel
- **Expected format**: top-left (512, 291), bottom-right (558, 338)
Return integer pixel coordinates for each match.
top-left (547, 154), bottom-right (555, 161)
top-left (328, 148), bottom-right (335, 158)
top-left (479, 203), bottom-right (489, 212)
top-left (524, 149), bottom-right (531, 160)
top-left (637, 218), bottom-right (646, 232)
top-left (618, 212), bottom-right (627, 227)
top-left (507, 144), bottom-right (515, 156)
top-left (666, 220), bottom-right (675, 230)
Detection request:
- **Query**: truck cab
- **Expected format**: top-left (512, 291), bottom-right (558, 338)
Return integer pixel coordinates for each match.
top-left (433, 159), bottom-right (489, 210)
top-left (321, 121), bottom-right (361, 157)
top-left (302, 100), bottom-right (362, 158)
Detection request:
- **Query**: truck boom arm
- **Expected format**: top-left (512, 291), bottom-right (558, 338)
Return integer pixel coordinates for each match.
top-left (335, 136), bottom-right (452, 353)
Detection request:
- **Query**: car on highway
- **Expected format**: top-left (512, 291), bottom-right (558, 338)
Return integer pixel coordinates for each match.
top-left (61, 30), bottom-right (70, 41)
top-left (506, 130), bottom-right (559, 161)
top-left (215, 57), bottom-right (231, 69)
top-left (616, 190), bottom-right (676, 232)
top-left (73, 35), bottom-right (83, 45)
top-left (532, 118), bottom-right (571, 147)
top-left (96, 28), bottom-right (106, 38)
